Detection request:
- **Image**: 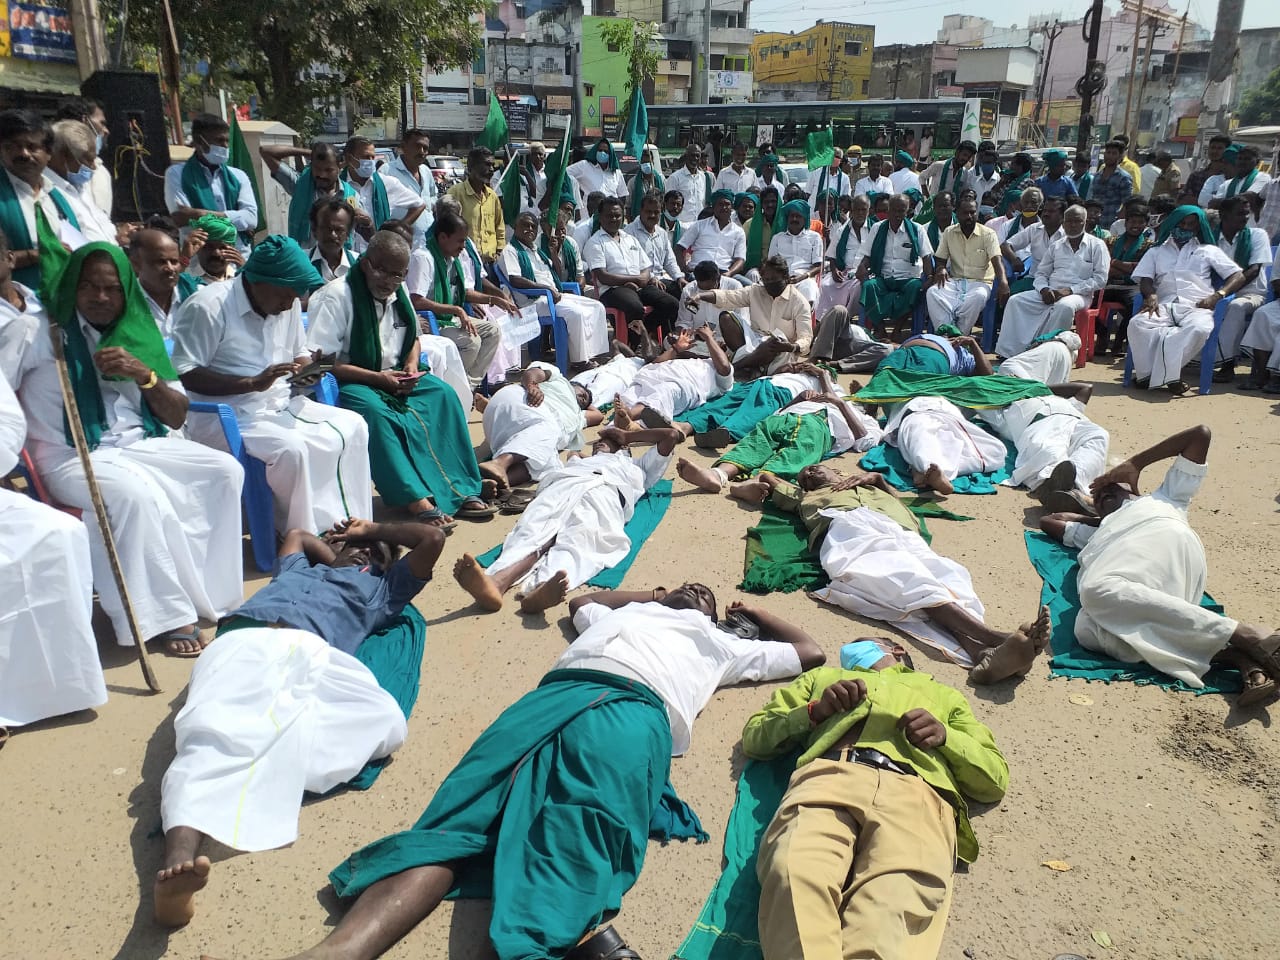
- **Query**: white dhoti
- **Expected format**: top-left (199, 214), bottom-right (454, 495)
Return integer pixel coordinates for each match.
top-left (1240, 301), bottom-right (1280, 370)
top-left (482, 391), bottom-right (565, 481)
top-left (1215, 291), bottom-right (1267, 362)
top-left (794, 277), bottom-right (819, 308)
top-left (997, 334), bottom-right (1079, 385)
top-left (161, 627), bottom-right (406, 851)
top-left (538, 293), bottom-right (610, 362)
top-left (812, 507), bottom-right (983, 666)
top-left (0, 490), bottom-right (107, 726)
top-left (1075, 502), bottom-right (1237, 687)
top-left (572, 355), bottom-right (645, 410)
top-left (187, 396), bottom-right (372, 535)
top-left (995, 291), bottom-right (1085, 357)
top-left (816, 274), bottom-right (861, 318)
top-left (1127, 303), bottom-right (1214, 388)
top-left (35, 436), bottom-right (245, 644)
top-left (925, 279), bottom-right (991, 335)
top-left (420, 333), bottom-right (473, 412)
top-left (1003, 414), bottom-right (1108, 491)
top-left (892, 403), bottom-right (1006, 481)
top-left (488, 475), bottom-right (631, 591)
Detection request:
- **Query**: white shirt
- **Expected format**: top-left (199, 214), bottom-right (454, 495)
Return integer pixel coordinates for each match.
top-left (630, 356), bottom-right (735, 413)
top-left (786, 398), bottom-right (881, 454)
top-left (0, 281), bottom-right (43, 388)
top-left (624, 219), bottom-right (681, 281)
top-left (381, 156), bottom-right (438, 241)
top-left (309, 246), bottom-right (358, 282)
top-left (171, 277), bottom-right (307, 418)
top-left (1215, 227), bottom-right (1273, 296)
top-left (807, 167), bottom-right (852, 205)
top-left (582, 229), bottom-right (647, 293)
top-left (345, 171), bottom-right (424, 254)
top-left (667, 166), bottom-right (712, 224)
top-left (857, 220), bottom-right (935, 281)
top-left (0, 366), bottom-right (23, 472)
top-left (89, 161), bottom-right (113, 216)
top-left (571, 217), bottom-right (595, 251)
top-left (677, 277), bottom-right (738, 331)
top-left (973, 171), bottom-right (1003, 212)
top-left (43, 167), bottom-right (117, 245)
top-left (4, 169), bottom-right (84, 252)
top-left (1066, 455), bottom-right (1205, 551)
top-left (1197, 174), bottom-right (1227, 208)
top-left (1007, 222), bottom-right (1064, 266)
top-left (164, 161), bottom-right (258, 251)
top-left (922, 159), bottom-right (975, 197)
top-left (1033, 234), bottom-right (1111, 297)
top-left (566, 160), bottom-right (627, 201)
top-left (405, 247), bottom-right (462, 303)
top-left (852, 174), bottom-right (892, 199)
top-left (825, 221), bottom-right (868, 271)
top-left (768, 228), bottom-right (824, 275)
top-left (676, 217), bottom-right (747, 272)
top-left (141, 285), bottom-right (187, 339)
top-left (1131, 238), bottom-right (1243, 306)
top-left (713, 165), bottom-right (758, 194)
top-left (499, 240), bottom-right (558, 292)
top-left (889, 167), bottom-right (922, 197)
top-left (1213, 170), bottom-right (1272, 201)
top-left (306, 275), bottom-right (412, 369)
top-left (564, 601), bottom-right (802, 755)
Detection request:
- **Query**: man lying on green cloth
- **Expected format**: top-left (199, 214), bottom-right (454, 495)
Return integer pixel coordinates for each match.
top-left (154, 518), bottom-right (444, 928)
top-left (268, 587), bottom-right (825, 960)
top-left (876, 328), bottom-right (992, 377)
top-left (674, 362), bottom-right (841, 448)
top-left (675, 637), bottom-right (1008, 960)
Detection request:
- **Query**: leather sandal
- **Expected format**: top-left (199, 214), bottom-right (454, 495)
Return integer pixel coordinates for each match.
top-left (565, 926), bottom-right (642, 960)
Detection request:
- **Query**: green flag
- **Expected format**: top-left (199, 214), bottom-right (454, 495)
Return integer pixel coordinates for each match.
top-left (499, 151), bottom-right (524, 225)
top-left (229, 114), bottom-right (266, 233)
top-left (805, 126), bottom-right (834, 171)
top-left (543, 119), bottom-right (573, 214)
top-left (622, 86), bottom-right (648, 162)
top-left (477, 91), bottom-right (509, 152)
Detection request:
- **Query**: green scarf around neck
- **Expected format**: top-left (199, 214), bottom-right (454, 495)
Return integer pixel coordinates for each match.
top-left (1224, 168), bottom-right (1259, 198)
top-left (541, 232), bottom-right (578, 284)
top-left (342, 169), bottom-right (390, 227)
top-left (462, 238), bottom-right (485, 292)
top-left (1216, 224), bottom-right (1254, 270)
top-left (47, 243), bottom-right (176, 450)
top-left (424, 235), bottom-right (466, 309)
top-left (1111, 231), bottom-right (1148, 264)
top-left (181, 155), bottom-right (241, 218)
top-left (287, 167), bottom-right (357, 244)
top-left (835, 220), bottom-right (865, 267)
top-left (745, 190), bottom-right (783, 271)
top-left (629, 169), bottom-right (666, 220)
top-left (868, 218), bottom-right (920, 276)
top-left (345, 257), bottom-right (417, 374)
top-left (661, 211), bottom-right (683, 245)
top-left (513, 237), bottom-right (555, 284)
top-left (0, 172), bottom-right (80, 289)
top-left (938, 158), bottom-right (966, 194)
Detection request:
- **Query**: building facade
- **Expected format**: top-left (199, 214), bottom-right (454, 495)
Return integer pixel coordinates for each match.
top-left (867, 42), bottom-right (957, 101)
top-left (0, 0), bottom-right (108, 109)
top-left (752, 21), bottom-right (874, 102)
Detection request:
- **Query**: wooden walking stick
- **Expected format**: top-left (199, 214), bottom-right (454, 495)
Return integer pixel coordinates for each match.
top-left (47, 323), bottom-right (161, 693)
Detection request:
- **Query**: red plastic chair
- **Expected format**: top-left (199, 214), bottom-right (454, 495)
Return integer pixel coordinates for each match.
top-left (18, 449), bottom-right (83, 519)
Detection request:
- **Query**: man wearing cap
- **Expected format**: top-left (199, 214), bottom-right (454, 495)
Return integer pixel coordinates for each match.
top-left (676, 189), bottom-right (747, 279)
top-left (888, 150), bottom-right (923, 213)
top-left (183, 213), bottom-right (244, 283)
top-left (925, 196), bottom-right (1007, 335)
top-left (921, 140), bottom-right (976, 199)
top-left (768, 200), bottom-right (824, 307)
top-left (1034, 149), bottom-right (1079, 201)
top-left (856, 195), bottom-right (934, 340)
top-left (172, 234), bottom-right (373, 537)
top-left (806, 148), bottom-right (852, 209)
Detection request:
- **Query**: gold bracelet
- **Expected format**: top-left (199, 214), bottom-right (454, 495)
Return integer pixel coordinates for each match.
top-left (139, 370), bottom-right (158, 390)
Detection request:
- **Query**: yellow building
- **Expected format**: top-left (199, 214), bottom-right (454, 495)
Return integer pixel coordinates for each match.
top-left (752, 21), bottom-right (875, 101)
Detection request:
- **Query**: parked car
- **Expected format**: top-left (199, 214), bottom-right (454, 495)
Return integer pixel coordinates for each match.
top-left (780, 162), bottom-right (810, 186)
top-left (425, 155), bottom-right (465, 188)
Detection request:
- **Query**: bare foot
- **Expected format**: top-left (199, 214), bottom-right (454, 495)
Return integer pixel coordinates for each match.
top-left (612, 394), bottom-right (635, 430)
top-left (153, 855), bottom-right (211, 927)
top-left (969, 605), bottom-right (1050, 684)
top-left (472, 392), bottom-right (489, 413)
top-left (453, 554), bottom-right (504, 611)
top-left (728, 480), bottom-right (770, 504)
top-left (519, 570), bottom-right (570, 613)
top-left (920, 463), bottom-right (954, 496)
top-left (478, 461), bottom-right (510, 492)
top-left (677, 457), bottom-right (724, 493)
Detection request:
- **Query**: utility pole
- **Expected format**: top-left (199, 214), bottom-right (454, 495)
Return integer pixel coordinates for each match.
top-left (890, 45), bottom-right (905, 100)
top-left (1200, 0), bottom-right (1245, 154)
top-left (1032, 20), bottom-right (1064, 127)
top-left (1075, 0), bottom-right (1107, 156)
top-left (1130, 16), bottom-right (1162, 145)
top-left (1121, 0), bottom-right (1145, 142)
top-left (703, 0), bottom-right (712, 104)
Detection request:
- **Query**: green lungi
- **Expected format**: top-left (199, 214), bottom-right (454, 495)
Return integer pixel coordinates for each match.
top-left (718, 412), bottom-right (833, 480)
top-left (329, 669), bottom-right (672, 960)
top-left (339, 373), bottom-right (482, 513)
top-left (876, 343), bottom-right (952, 376)
top-left (860, 276), bottom-right (922, 323)
top-left (676, 380), bottom-right (795, 442)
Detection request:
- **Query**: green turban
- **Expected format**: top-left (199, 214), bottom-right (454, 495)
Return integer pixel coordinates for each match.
top-left (710, 188), bottom-right (736, 205)
top-left (754, 153), bottom-right (781, 175)
top-left (1044, 149), bottom-right (1067, 167)
top-left (936, 323), bottom-right (963, 338)
top-left (1221, 144), bottom-right (1240, 161)
top-left (241, 234), bottom-right (325, 294)
top-left (895, 150), bottom-right (914, 168)
top-left (189, 213), bottom-right (238, 245)
top-left (781, 199), bottom-right (811, 223)
top-left (1156, 204), bottom-right (1214, 246)
top-left (734, 192), bottom-right (756, 210)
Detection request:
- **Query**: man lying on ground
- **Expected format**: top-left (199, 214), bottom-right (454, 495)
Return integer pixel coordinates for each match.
top-left (614, 324), bottom-right (734, 427)
top-left (154, 518), bottom-right (445, 927)
top-left (671, 361), bottom-right (841, 449)
top-left (743, 636), bottom-right (1008, 960)
top-left (456, 425), bottom-right (682, 613)
top-left (878, 329), bottom-right (993, 377)
top-left (883, 394), bottom-right (1006, 495)
top-left (216, 586), bottom-right (824, 960)
top-left (1041, 424), bottom-right (1280, 704)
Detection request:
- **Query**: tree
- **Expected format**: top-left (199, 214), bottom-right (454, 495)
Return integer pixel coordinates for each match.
top-left (1237, 64), bottom-right (1280, 126)
top-left (115, 0), bottom-right (486, 136)
top-left (599, 19), bottom-right (659, 123)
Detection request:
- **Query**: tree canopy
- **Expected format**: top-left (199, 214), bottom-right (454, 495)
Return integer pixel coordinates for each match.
top-left (1237, 64), bottom-right (1280, 127)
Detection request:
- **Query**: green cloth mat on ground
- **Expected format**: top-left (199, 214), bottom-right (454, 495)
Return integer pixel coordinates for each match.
top-left (740, 501), bottom-right (972, 595)
top-left (476, 480), bottom-right (673, 590)
top-left (1023, 531), bottom-right (1242, 694)
top-left (854, 368), bottom-right (1051, 408)
top-left (860, 439), bottom-right (1016, 495)
top-left (671, 750), bottom-right (801, 960)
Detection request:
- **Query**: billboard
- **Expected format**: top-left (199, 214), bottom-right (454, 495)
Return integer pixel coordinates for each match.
top-left (6, 0), bottom-right (76, 64)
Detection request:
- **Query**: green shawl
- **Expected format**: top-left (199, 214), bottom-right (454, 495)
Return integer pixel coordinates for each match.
top-left (661, 210), bottom-right (683, 246)
top-left (462, 238), bottom-right (485, 292)
top-left (834, 220), bottom-right (864, 267)
top-left (937, 157), bottom-right (967, 194)
top-left (0, 172), bottom-right (80, 289)
top-left (47, 243), bottom-right (177, 449)
top-left (628, 169), bottom-right (665, 220)
top-left (1111, 232), bottom-right (1148, 264)
top-left (1004, 213), bottom-right (1038, 239)
top-left (341, 169), bottom-right (390, 227)
top-left (745, 188), bottom-right (781, 271)
top-left (422, 235), bottom-right (466, 309)
top-left (1157, 204), bottom-right (1214, 246)
top-left (868, 218), bottom-right (920, 276)
top-left (180, 155), bottom-right (240, 215)
top-left (541, 232), bottom-right (578, 284)
top-left (512, 237), bottom-right (555, 284)
top-left (994, 171), bottom-right (1031, 217)
top-left (1215, 224), bottom-right (1253, 269)
top-left (345, 257), bottom-right (417, 373)
top-left (287, 167), bottom-right (357, 244)
top-left (1224, 168), bottom-right (1259, 198)
top-left (855, 368), bottom-right (1051, 408)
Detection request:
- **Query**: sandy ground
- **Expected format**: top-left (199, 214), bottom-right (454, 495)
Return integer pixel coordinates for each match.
top-left (3, 356), bottom-right (1280, 960)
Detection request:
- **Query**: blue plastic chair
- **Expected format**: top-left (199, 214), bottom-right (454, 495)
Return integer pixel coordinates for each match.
top-left (1121, 290), bottom-right (1233, 396)
top-left (491, 262), bottom-right (571, 374)
top-left (416, 309), bottom-right (441, 336)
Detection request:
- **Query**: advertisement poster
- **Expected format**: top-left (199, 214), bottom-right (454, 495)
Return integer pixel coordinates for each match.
top-left (8, 0), bottom-right (77, 65)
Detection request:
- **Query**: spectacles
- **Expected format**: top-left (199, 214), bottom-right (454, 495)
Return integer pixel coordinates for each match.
top-left (366, 261), bottom-right (407, 282)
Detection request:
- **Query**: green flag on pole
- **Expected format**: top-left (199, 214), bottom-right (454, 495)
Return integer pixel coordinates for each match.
top-left (622, 86), bottom-right (648, 162)
top-left (229, 113), bottom-right (266, 233)
top-left (805, 126), bottom-right (834, 171)
top-left (499, 151), bottom-right (524, 225)
top-left (477, 91), bottom-right (509, 152)
top-left (543, 118), bottom-right (574, 214)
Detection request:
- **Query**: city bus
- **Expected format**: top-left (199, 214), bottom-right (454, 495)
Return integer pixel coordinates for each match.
top-left (646, 98), bottom-right (997, 163)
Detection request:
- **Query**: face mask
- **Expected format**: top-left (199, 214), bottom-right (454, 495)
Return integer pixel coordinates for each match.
top-left (1022, 210), bottom-right (1039, 219)
top-left (66, 163), bottom-right (94, 187)
top-left (979, 163), bottom-right (996, 177)
top-left (355, 158), bottom-right (377, 179)
top-left (763, 279), bottom-right (787, 297)
top-left (640, 162), bottom-right (653, 175)
top-left (840, 640), bottom-right (887, 671)
top-left (202, 143), bottom-right (229, 167)
top-left (95, 131), bottom-right (106, 154)
top-left (1171, 226), bottom-right (1196, 244)
top-left (597, 151), bottom-right (610, 165)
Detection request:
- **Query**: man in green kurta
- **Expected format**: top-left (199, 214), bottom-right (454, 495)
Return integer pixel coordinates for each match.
top-left (306, 229), bottom-right (494, 527)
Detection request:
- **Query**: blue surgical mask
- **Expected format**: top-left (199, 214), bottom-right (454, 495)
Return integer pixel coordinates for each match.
top-left (1171, 226), bottom-right (1196, 244)
top-left (356, 158), bottom-right (377, 179)
top-left (840, 641), bottom-right (887, 671)
top-left (597, 150), bottom-right (610, 165)
top-left (203, 143), bottom-right (229, 167)
top-left (66, 163), bottom-right (94, 188)
top-left (640, 162), bottom-right (653, 175)
top-left (979, 163), bottom-right (997, 177)
top-left (95, 131), bottom-right (106, 154)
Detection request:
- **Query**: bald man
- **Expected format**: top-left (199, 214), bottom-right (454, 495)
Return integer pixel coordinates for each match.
top-left (129, 228), bottom-right (195, 337)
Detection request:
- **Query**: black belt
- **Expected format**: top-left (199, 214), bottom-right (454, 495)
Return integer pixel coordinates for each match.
top-left (819, 745), bottom-right (917, 777)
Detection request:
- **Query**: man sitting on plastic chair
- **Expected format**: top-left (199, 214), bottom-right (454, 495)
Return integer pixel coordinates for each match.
top-left (1128, 205), bottom-right (1246, 395)
top-left (925, 196), bottom-right (1007, 335)
top-left (499, 211), bottom-right (609, 369)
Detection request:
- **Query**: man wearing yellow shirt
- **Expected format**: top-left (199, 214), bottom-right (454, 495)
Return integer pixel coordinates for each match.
top-left (1112, 133), bottom-right (1142, 193)
top-left (447, 147), bottom-right (504, 261)
top-left (742, 637), bottom-right (1008, 960)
